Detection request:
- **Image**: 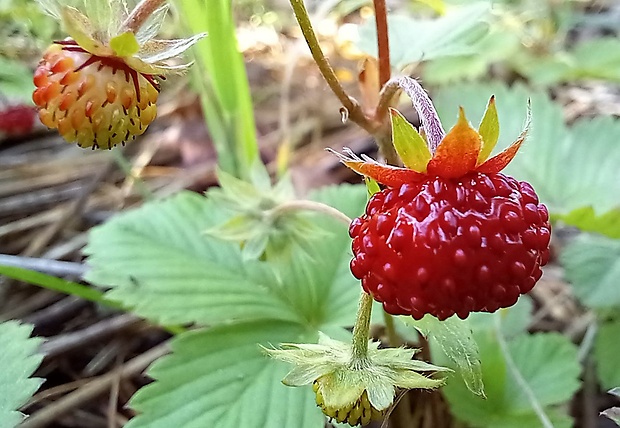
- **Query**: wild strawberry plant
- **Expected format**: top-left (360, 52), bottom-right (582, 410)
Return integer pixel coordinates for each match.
top-left (1, 1), bottom-right (620, 427)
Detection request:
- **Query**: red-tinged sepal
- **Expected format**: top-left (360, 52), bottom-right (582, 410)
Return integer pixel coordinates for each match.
top-left (328, 148), bottom-right (426, 187)
top-left (477, 96), bottom-right (499, 164)
top-left (426, 107), bottom-right (481, 178)
top-left (476, 101), bottom-right (530, 174)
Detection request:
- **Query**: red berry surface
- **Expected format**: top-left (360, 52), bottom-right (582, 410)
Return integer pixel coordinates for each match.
top-left (0, 105), bottom-right (36, 136)
top-left (349, 172), bottom-right (550, 320)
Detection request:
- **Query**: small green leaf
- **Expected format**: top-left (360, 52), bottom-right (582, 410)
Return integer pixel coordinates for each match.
top-left (389, 108), bottom-right (431, 172)
top-left (561, 233), bottom-right (620, 309)
top-left (443, 332), bottom-right (579, 428)
top-left (126, 321), bottom-right (323, 428)
top-left (110, 31), bottom-right (140, 57)
top-left (477, 95), bottom-right (499, 163)
top-left (595, 320), bottom-right (620, 390)
top-left (559, 206), bottom-right (620, 239)
top-left (0, 321), bottom-right (44, 427)
top-left (403, 315), bottom-right (484, 397)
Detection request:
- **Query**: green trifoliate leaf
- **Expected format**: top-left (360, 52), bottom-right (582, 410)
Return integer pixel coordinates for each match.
top-left (126, 321), bottom-right (323, 428)
top-left (442, 332), bottom-right (580, 428)
top-left (403, 314), bottom-right (484, 397)
top-left (84, 192), bottom-right (302, 326)
top-left (110, 31), bottom-right (140, 57)
top-left (561, 233), bottom-right (620, 309)
top-left (477, 95), bottom-right (499, 163)
top-left (266, 333), bottom-right (449, 412)
top-left (595, 320), bottom-right (620, 390)
top-left (0, 321), bottom-right (44, 427)
top-left (389, 108), bottom-right (431, 173)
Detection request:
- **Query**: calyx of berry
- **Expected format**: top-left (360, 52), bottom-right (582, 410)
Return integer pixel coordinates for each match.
top-left (265, 333), bottom-right (449, 424)
top-left (36, 0), bottom-right (205, 76)
top-left (334, 77), bottom-right (530, 185)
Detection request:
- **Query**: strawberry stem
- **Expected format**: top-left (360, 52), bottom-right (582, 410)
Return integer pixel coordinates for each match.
top-left (122, 0), bottom-right (167, 33)
top-left (268, 200), bottom-right (351, 225)
top-left (378, 77), bottom-right (446, 153)
top-left (373, 0), bottom-right (391, 87)
top-left (351, 291), bottom-right (374, 362)
top-left (288, 0), bottom-right (377, 135)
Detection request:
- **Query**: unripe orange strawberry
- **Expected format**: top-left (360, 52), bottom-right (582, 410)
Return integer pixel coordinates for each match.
top-left (34, 42), bottom-right (159, 149)
top-left (32, 1), bottom-right (205, 149)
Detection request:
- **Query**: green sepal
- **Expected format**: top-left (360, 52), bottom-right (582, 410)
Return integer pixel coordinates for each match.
top-left (265, 333), bottom-right (449, 412)
top-left (364, 177), bottom-right (381, 197)
top-left (60, 6), bottom-right (103, 53)
top-left (389, 108), bottom-right (431, 173)
top-left (110, 31), bottom-right (141, 57)
top-left (477, 95), bottom-right (500, 163)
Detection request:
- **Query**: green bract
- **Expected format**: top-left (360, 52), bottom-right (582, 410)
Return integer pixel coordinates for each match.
top-left (36, 0), bottom-right (205, 75)
top-left (206, 166), bottom-right (327, 260)
top-left (266, 333), bottom-right (449, 413)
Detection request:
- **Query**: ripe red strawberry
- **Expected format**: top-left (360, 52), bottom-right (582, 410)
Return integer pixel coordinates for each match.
top-left (32, 1), bottom-right (204, 149)
top-left (337, 90), bottom-right (550, 321)
top-left (0, 104), bottom-right (37, 136)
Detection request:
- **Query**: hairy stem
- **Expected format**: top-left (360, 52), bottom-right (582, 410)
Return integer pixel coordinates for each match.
top-left (373, 0), bottom-right (391, 87)
top-left (122, 0), bottom-right (167, 33)
top-left (379, 77), bottom-right (445, 152)
top-left (351, 291), bottom-right (374, 362)
top-left (289, 0), bottom-right (376, 134)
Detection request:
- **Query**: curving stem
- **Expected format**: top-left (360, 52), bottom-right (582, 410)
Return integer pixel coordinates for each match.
top-left (373, 0), bottom-right (391, 87)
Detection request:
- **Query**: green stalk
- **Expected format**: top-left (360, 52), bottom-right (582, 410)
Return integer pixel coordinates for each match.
top-left (351, 291), bottom-right (374, 362)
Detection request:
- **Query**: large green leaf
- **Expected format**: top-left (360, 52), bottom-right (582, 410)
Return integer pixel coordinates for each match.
top-left (282, 184), bottom-right (367, 328)
top-left (126, 321), bottom-right (324, 428)
top-left (0, 321), bottom-right (43, 428)
top-left (433, 83), bottom-right (620, 218)
top-left (595, 320), bottom-right (620, 390)
top-left (84, 192), bottom-right (301, 326)
top-left (561, 233), bottom-right (620, 309)
top-left (443, 332), bottom-right (579, 428)
top-left (468, 296), bottom-right (533, 339)
top-left (357, 2), bottom-right (490, 69)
